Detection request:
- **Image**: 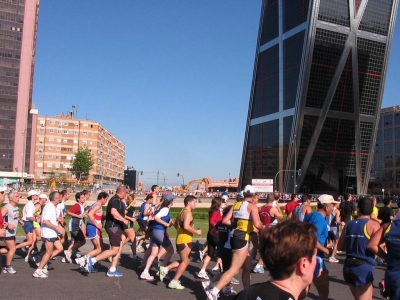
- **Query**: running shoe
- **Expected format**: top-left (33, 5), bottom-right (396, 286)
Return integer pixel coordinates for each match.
top-left (336, 250), bottom-right (343, 254)
top-left (156, 270), bottom-right (170, 280)
top-left (61, 257), bottom-right (67, 263)
top-left (42, 268), bottom-right (49, 275)
top-left (87, 257), bottom-right (94, 273)
top-left (379, 280), bottom-right (387, 298)
top-left (24, 255), bottom-right (29, 262)
top-left (158, 266), bottom-right (169, 281)
top-left (3, 266), bottom-right (16, 274)
top-left (201, 280), bottom-right (212, 289)
top-left (222, 287), bottom-right (237, 297)
top-left (33, 254), bottom-right (41, 266)
top-left (107, 269), bottom-right (123, 277)
top-left (328, 257), bottom-right (339, 263)
top-left (168, 280), bottom-right (185, 290)
top-left (72, 250), bottom-right (82, 258)
top-left (230, 277), bottom-right (240, 285)
top-left (253, 265), bottom-right (264, 274)
top-left (33, 269), bottom-right (48, 278)
top-left (199, 250), bottom-right (205, 262)
top-left (64, 250), bottom-right (72, 263)
top-left (136, 245), bottom-right (145, 253)
top-left (197, 270), bottom-right (210, 279)
top-left (204, 285), bottom-right (218, 300)
top-left (210, 268), bottom-right (220, 275)
top-left (140, 271), bottom-right (155, 280)
top-left (376, 257), bottom-right (384, 265)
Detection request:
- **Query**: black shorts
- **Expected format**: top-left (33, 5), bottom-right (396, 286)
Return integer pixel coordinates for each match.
top-left (221, 247), bottom-right (233, 271)
top-left (206, 232), bottom-right (219, 258)
top-left (176, 242), bottom-right (193, 253)
top-left (70, 229), bottom-right (85, 242)
top-left (231, 237), bottom-right (248, 251)
top-left (42, 237), bottom-right (58, 243)
top-left (0, 236), bottom-right (16, 241)
top-left (106, 226), bottom-right (123, 247)
top-left (138, 220), bottom-right (149, 231)
top-left (328, 231), bottom-right (337, 242)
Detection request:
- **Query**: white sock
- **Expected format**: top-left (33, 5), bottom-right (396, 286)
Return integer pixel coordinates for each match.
top-left (200, 268), bottom-right (205, 273)
top-left (211, 287), bottom-right (220, 296)
top-left (109, 267), bottom-right (116, 272)
top-left (91, 257), bottom-right (97, 264)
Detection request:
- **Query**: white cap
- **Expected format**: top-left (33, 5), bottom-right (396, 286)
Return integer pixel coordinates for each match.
top-left (318, 194), bottom-right (340, 204)
top-left (28, 190), bottom-right (39, 197)
top-left (38, 194), bottom-right (49, 201)
top-left (0, 186), bottom-right (6, 193)
top-left (222, 195), bottom-right (229, 202)
top-left (243, 185), bottom-right (255, 195)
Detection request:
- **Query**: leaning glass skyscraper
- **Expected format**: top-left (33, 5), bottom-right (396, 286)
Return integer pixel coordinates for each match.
top-left (239, 0), bottom-right (399, 195)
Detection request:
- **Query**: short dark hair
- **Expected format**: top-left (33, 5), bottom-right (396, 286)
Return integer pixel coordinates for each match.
top-left (184, 195), bottom-right (197, 206)
top-left (291, 194), bottom-right (297, 201)
top-left (357, 196), bottom-right (373, 216)
top-left (60, 189), bottom-right (68, 197)
top-left (81, 189), bottom-right (90, 196)
top-left (97, 191), bottom-right (108, 201)
top-left (273, 192), bottom-right (280, 201)
top-left (383, 197), bottom-right (393, 206)
top-left (266, 193), bottom-right (274, 203)
top-left (259, 220), bottom-right (317, 280)
top-left (151, 185), bottom-right (158, 192)
top-left (75, 192), bottom-right (81, 202)
top-left (302, 194), bottom-right (311, 203)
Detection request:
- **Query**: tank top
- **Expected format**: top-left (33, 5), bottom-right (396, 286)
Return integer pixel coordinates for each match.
top-left (326, 208), bottom-right (337, 230)
top-left (4, 203), bottom-right (19, 237)
top-left (152, 207), bottom-right (170, 231)
top-left (232, 201), bottom-right (254, 241)
top-left (294, 204), bottom-right (306, 221)
top-left (384, 219), bottom-right (400, 271)
top-left (87, 202), bottom-right (103, 226)
top-left (259, 205), bottom-right (275, 227)
top-left (176, 209), bottom-right (194, 244)
top-left (345, 218), bottom-right (375, 265)
top-left (33, 203), bottom-right (42, 227)
top-left (68, 203), bottom-right (84, 231)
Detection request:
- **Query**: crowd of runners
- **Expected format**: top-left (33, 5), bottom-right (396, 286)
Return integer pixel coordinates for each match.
top-left (1, 183), bottom-right (400, 299)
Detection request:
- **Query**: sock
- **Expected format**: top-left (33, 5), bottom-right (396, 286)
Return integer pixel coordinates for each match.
top-left (211, 287), bottom-right (220, 296)
top-left (109, 267), bottom-right (116, 272)
top-left (200, 268), bottom-right (205, 273)
top-left (144, 269), bottom-right (149, 273)
top-left (91, 257), bottom-right (97, 264)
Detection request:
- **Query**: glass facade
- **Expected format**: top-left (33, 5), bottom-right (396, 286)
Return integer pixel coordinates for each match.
top-left (240, 0), bottom-right (398, 195)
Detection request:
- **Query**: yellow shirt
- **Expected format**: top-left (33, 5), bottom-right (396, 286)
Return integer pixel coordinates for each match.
top-left (373, 206), bottom-right (378, 218)
top-left (176, 209), bottom-right (194, 245)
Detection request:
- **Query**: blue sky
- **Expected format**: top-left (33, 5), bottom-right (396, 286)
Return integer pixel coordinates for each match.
top-left (33, 1), bottom-right (400, 188)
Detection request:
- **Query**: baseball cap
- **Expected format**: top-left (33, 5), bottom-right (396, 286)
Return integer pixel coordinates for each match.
top-left (222, 195), bottom-right (229, 202)
top-left (0, 186), bottom-right (6, 193)
top-left (243, 185), bottom-right (255, 195)
top-left (318, 194), bottom-right (340, 204)
top-left (28, 190), bottom-right (39, 197)
top-left (38, 194), bottom-right (49, 201)
top-left (163, 194), bottom-right (175, 202)
top-left (236, 191), bottom-right (244, 200)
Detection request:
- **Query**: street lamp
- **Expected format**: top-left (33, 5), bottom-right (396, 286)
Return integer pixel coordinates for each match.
top-left (382, 188), bottom-right (385, 200)
top-left (177, 173), bottom-right (184, 187)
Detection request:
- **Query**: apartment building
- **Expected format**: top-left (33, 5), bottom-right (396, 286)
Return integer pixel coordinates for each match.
top-left (33, 112), bottom-right (125, 185)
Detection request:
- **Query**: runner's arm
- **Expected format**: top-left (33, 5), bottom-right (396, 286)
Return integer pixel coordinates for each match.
top-left (110, 208), bottom-right (128, 224)
top-left (222, 206), bottom-right (234, 226)
top-left (367, 225), bottom-right (387, 260)
top-left (250, 204), bottom-right (264, 230)
top-left (88, 203), bottom-right (102, 229)
top-left (182, 211), bottom-right (201, 235)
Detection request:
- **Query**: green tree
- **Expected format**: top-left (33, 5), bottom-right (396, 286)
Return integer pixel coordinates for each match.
top-left (71, 147), bottom-right (94, 183)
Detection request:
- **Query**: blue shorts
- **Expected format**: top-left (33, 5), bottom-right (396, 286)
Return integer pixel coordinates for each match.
top-left (150, 229), bottom-right (171, 248)
top-left (385, 269), bottom-right (400, 299)
top-left (313, 255), bottom-right (329, 278)
top-left (23, 221), bottom-right (34, 234)
top-left (343, 262), bottom-right (374, 286)
top-left (86, 223), bottom-right (101, 239)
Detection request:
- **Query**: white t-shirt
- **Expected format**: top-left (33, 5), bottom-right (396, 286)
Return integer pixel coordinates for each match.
top-left (22, 201), bottom-right (35, 221)
top-left (41, 202), bottom-right (58, 238)
top-left (56, 201), bottom-right (66, 218)
top-left (156, 207), bottom-right (169, 218)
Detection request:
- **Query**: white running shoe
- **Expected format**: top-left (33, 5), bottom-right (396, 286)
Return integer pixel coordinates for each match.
top-left (3, 266), bottom-right (16, 274)
top-left (204, 285), bottom-right (218, 300)
top-left (33, 269), bottom-right (48, 278)
top-left (64, 250), bottom-right (72, 263)
top-left (24, 255), bottom-right (29, 262)
top-left (140, 272), bottom-right (155, 280)
top-left (201, 280), bottom-right (212, 289)
top-left (197, 270), bottom-right (210, 280)
top-left (158, 266), bottom-right (169, 281)
top-left (230, 277), bottom-right (240, 285)
top-left (168, 279), bottom-right (185, 290)
top-left (199, 250), bottom-right (205, 262)
top-left (329, 257), bottom-right (339, 263)
top-left (210, 268), bottom-right (220, 275)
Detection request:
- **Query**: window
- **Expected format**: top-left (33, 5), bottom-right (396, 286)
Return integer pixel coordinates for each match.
top-left (57, 130), bottom-right (62, 134)
top-left (37, 163), bottom-right (43, 167)
top-left (49, 120), bottom-right (55, 124)
top-left (49, 137), bottom-right (54, 142)
top-left (47, 163), bottom-right (52, 167)
top-left (55, 163), bottom-right (60, 168)
top-left (39, 128), bottom-right (44, 133)
top-left (49, 128), bottom-right (54, 133)
top-left (39, 120), bottom-right (45, 125)
top-left (385, 128), bottom-right (393, 140)
top-left (56, 147), bottom-right (61, 151)
top-left (74, 139), bottom-right (78, 144)
top-left (48, 146), bottom-right (53, 150)
top-left (83, 131), bottom-right (88, 136)
top-left (38, 154), bottom-right (43, 159)
top-left (63, 139), bottom-right (67, 143)
top-left (58, 121), bottom-right (62, 126)
top-left (83, 123), bottom-right (88, 127)
top-left (56, 156), bottom-right (60, 160)
top-left (83, 140), bottom-right (87, 144)
top-left (63, 130), bottom-right (68, 134)
top-left (39, 137), bottom-right (44, 142)
top-left (48, 155), bottom-right (53, 159)
top-left (57, 138), bottom-right (61, 142)
top-left (63, 122), bottom-right (69, 126)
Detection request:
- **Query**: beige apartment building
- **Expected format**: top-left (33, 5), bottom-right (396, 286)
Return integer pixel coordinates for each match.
top-left (33, 112), bottom-right (125, 186)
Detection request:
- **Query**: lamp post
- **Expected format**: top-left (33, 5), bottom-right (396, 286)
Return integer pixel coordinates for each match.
top-left (293, 135), bottom-right (297, 194)
top-left (382, 188), bottom-right (385, 200)
top-left (177, 173), bottom-right (184, 188)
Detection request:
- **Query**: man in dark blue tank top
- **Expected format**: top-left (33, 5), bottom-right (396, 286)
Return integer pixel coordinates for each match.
top-left (337, 197), bottom-right (380, 299)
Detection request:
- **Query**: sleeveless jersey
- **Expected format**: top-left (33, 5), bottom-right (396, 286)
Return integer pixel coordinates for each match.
top-left (232, 201), bottom-right (253, 241)
top-left (87, 202), bottom-right (103, 226)
top-left (326, 209), bottom-right (338, 230)
top-left (294, 204), bottom-right (306, 221)
top-left (68, 203), bottom-right (84, 231)
top-left (259, 205), bottom-right (275, 227)
top-left (345, 218), bottom-right (375, 265)
top-left (152, 207), bottom-right (170, 231)
top-left (384, 219), bottom-right (400, 271)
top-left (33, 202), bottom-right (42, 228)
top-left (4, 203), bottom-right (19, 237)
top-left (176, 209), bottom-right (194, 244)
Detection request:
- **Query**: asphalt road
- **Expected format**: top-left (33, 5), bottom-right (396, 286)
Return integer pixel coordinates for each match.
top-left (0, 239), bottom-right (387, 300)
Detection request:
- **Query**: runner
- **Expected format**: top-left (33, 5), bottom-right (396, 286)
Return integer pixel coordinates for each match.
top-left (27, 193), bottom-right (48, 261)
top-left (326, 202), bottom-right (341, 263)
top-left (85, 185), bottom-right (128, 277)
top-left (57, 190), bottom-right (69, 248)
top-left (159, 195), bottom-right (202, 289)
top-left (196, 197), bottom-right (223, 280)
top-left (284, 193), bottom-right (300, 220)
top-left (64, 192), bottom-right (86, 263)
top-left (234, 221), bottom-right (317, 300)
top-left (141, 194), bottom-right (175, 280)
top-left (337, 197), bottom-right (380, 300)
top-left (121, 193), bottom-right (141, 262)
top-left (1, 191), bottom-right (21, 274)
top-left (76, 191), bottom-right (109, 270)
top-left (16, 190), bottom-right (39, 258)
top-left (293, 193), bottom-right (312, 221)
top-left (207, 185), bottom-right (264, 298)
top-left (304, 194), bottom-right (340, 300)
top-left (33, 191), bottom-right (65, 278)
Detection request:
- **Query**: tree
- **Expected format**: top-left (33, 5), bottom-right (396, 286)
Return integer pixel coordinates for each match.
top-left (71, 147), bottom-right (94, 183)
